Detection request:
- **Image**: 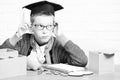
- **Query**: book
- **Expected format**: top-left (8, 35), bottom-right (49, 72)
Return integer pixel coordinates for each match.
top-left (0, 48), bottom-right (18, 59)
top-left (68, 70), bottom-right (93, 77)
top-left (42, 63), bottom-right (93, 76)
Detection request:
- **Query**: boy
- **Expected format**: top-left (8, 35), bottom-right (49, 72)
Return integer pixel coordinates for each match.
top-left (0, 1), bottom-right (88, 70)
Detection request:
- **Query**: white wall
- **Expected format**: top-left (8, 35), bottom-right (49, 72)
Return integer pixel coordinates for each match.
top-left (0, 0), bottom-right (120, 64)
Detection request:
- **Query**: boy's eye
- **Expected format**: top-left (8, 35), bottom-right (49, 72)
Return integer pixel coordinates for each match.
top-left (34, 24), bottom-right (37, 26)
top-left (34, 24), bottom-right (43, 27)
top-left (47, 25), bottom-right (52, 28)
top-left (39, 25), bottom-right (44, 27)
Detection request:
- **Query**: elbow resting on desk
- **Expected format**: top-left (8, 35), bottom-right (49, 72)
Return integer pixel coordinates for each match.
top-left (70, 55), bottom-right (88, 67)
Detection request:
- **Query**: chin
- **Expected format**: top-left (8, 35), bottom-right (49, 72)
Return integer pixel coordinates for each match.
top-left (40, 38), bottom-right (50, 43)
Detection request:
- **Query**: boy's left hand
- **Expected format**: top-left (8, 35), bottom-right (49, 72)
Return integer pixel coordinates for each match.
top-left (56, 34), bottom-right (69, 46)
top-left (53, 23), bottom-right (69, 46)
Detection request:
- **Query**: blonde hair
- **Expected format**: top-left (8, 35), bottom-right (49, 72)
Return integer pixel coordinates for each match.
top-left (30, 11), bottom-right (54, 24)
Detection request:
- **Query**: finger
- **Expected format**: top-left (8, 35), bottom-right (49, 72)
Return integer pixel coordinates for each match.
top-left (17, 24), bottom-right (27, 35)
top-left (21, 23), bottom-right (32, 33)
top-left (23, 23), bottom-right (30, 30)
top-left (18, 24), bottom-right (27, 31)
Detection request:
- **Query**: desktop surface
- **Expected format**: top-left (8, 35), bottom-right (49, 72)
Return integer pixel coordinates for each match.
top-left (1, 65), bottom-right (120, 80)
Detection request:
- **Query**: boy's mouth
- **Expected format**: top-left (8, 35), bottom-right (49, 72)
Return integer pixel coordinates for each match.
top-left (41, 36), bottom-right (49, 39)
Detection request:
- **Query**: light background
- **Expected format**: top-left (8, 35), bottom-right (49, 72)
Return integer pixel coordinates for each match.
top-left (0, 0), bottom-right (120, 65)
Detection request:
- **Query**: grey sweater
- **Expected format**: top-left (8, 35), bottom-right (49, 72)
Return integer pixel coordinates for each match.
top-left (0, 34), bottom-right (88, 67)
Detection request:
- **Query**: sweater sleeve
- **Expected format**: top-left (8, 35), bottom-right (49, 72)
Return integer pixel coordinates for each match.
top-left (64, 40), bottom-right (88, 67)
top-left (0, 39), bottom-right (16, 49)
top-left (0, 34), bottom-right (32, 56)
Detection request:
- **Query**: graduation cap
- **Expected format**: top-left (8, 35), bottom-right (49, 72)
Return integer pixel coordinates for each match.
top-left (23, 0), bottom-right (63, 16)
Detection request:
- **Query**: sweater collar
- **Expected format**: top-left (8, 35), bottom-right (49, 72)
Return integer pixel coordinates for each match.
top-left (30, 34), bottom-right (54, 51)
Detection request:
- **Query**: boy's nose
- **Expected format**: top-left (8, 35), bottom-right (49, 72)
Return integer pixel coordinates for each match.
top-left (42, 27), bottom-right (48, 34)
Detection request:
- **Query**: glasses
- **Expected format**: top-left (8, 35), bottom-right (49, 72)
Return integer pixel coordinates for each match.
top-left (32, 24), bottom-right (55, 30)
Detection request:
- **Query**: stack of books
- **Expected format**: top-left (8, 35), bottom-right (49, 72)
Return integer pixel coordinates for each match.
top-left (0, 48), bottom-right (18, 59)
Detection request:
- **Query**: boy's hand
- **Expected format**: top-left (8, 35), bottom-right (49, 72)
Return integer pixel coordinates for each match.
top-left (56, 34), bottom-right (69, 46)
top-left (53, 23), bottom-right (69, 46)
top-left (16, 23), bottom-right (32, 38)
top-left (9, 23), bottom-right (32, 46)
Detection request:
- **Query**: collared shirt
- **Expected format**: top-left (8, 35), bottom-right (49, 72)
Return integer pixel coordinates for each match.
top-left (27, 36), bottom-right (54, 69)
top-left (29, 35), bottom-right (54, 64)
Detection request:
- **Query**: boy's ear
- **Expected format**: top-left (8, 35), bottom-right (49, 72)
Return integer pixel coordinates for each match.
top-left (53, 22), bottom-right (58, 36)
top-left (54, 22), bottom-right (58, 27)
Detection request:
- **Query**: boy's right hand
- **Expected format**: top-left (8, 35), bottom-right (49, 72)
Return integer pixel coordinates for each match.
top-left (16, 23), bottom-right (32, 38)
top-left (9, 23), bottom-right (32, 46)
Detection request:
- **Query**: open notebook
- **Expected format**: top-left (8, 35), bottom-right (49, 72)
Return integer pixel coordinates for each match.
top-left (42, 63), bottom-right (93, 76)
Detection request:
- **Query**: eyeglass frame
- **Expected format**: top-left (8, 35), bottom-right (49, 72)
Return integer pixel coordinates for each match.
top-left (31, 23), bottom-right (58, 30)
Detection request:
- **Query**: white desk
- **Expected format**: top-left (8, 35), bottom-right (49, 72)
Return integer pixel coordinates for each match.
top-left (1, 65), bottom-right (120, 80)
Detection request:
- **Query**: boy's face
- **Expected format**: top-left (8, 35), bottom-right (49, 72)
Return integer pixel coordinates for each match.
top-left (31, 15), bottom-right (54, 44)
